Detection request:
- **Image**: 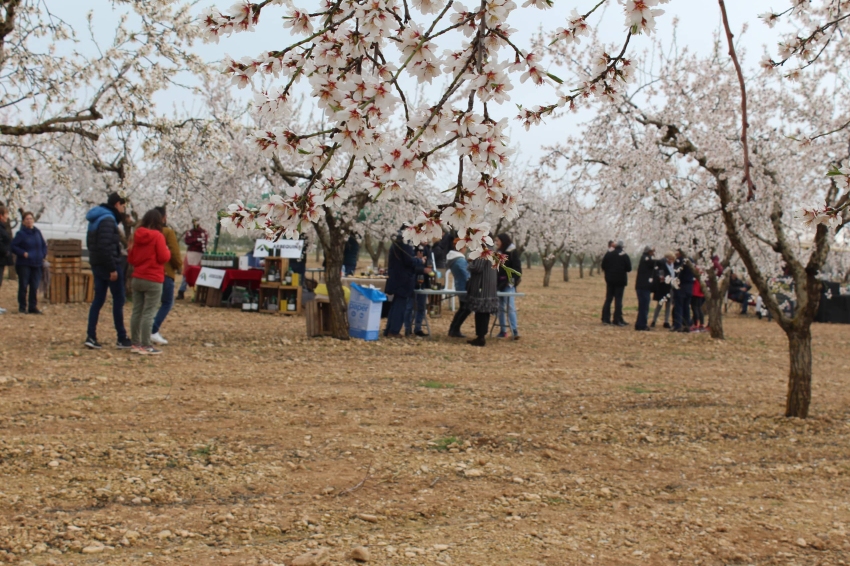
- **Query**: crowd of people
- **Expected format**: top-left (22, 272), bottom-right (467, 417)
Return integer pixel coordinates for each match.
top-left (601, 240), bottom-right (753, 333)
top-left (78, 193), bottom-right (208, 354)
top-left (385, 230), bottom-right (522, 346)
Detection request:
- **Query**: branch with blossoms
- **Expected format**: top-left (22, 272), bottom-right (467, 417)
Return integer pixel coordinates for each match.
top-left (207, 0), bottom-right (668, 262)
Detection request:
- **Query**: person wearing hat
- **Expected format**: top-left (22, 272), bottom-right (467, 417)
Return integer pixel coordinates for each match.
top-left (84, 192), bottom-right (132, 349)
top-left (600, 239), bottom-right (632, 326)
top-left (634, 245), bottom-right (655, 331)
top-left (177, 218), bottom-right (208, 300)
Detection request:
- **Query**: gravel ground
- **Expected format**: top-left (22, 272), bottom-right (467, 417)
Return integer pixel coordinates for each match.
top-left (0, 269), bottom-right (848, 566)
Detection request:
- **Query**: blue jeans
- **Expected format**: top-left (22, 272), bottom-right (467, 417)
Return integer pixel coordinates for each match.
top-left (87, 269), bottom-right (128, 341)
top-left (385, 296), bottom-right (408, 335)
top-left (673, 289), bottom-right (693, 330)
top-left (405, 293), bottom-right (426, 334)
top-left (498, 285), bottom-right (518, 335)
top-left (15, 265), bottom-right (41, 312)
top-left (152, 276), bottom-right (175, 334)
top-left (635, 289), bottom-right (652, 330)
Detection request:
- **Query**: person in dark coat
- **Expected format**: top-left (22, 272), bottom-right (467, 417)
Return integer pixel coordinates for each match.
top-left (384, 231), bottom-right (429, 337)
top-left (671, 249), bottom-right (695, 332)
top-left (495, 233), bottom-right (522, 339)
top-left (289, 232), bottom-right (309, 282)
top-left (446, 243), bottom-right (471, 338)
top-left (343, 234), bottom-right (360, 276)
top-left (600, 240), bottom-right (632, 326)
top-left (728, 272), bottom-right (752, 315)
top-left (0, 205), bottom-right (12, 314)
top-left (405, 244), bottom-right (432, 336)
top-left (634, 246), bottom-right (655, 331)
top-left (465, 255), bottom-right (499, 347)
top-left (11, 211), bottom-right (47, 314)
top-left (85, 192), bottom-right (132, 349)
top-left (432, 230), bottom-right (454, 270)
top-left (651, 251), bottom-right (675, 328)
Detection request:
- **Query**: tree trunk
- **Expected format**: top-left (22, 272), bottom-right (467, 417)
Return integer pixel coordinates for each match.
top-left (542, 259), bottom-right (556, 287)
top-left (363, 232), bottom-right (381, 268)
top-left (577, 254), bottom-right (584, 279)
top-left (315, 242), bottom-right (321, 264)
top-left (785, 328), bottom-right (812, 418)
top-left (705, 268), bottom-right (730, 340)
top-left (561, 252), bottom-right (571, 282)
top-left (525, 252), bottom-right (532, 269)
top-left (377, 240), bottom-right (386, 268)
top-left (315, 213), bottom-right (349, 340)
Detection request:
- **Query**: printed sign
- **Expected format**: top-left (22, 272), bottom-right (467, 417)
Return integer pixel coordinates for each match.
top-left (253, 239), bottom-right (304, 259)
top-left (197, 267), bottom-right (226, 289)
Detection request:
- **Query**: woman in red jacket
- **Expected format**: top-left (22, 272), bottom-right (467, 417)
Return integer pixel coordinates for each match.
top-left (128, 209), bottom-right (171, 355)
top-left (690, 269), bottom-right (706, 333)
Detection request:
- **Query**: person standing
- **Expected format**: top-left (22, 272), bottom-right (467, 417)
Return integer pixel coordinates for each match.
top-left (465, 255), bottom-right (498, 347)
top-left (176, 219), bottom-right (208, 300)
top-left (150, 207), bottom-right (182, 346)
top-left (446, 236), bottom-right (471, 338)
top-left (728, 272), bottom-right (752, 315)
top-left (384, 231), bottom-right (428, 337)
top-left (128, 209), bottom-right (171, 355)
top-left (405, 244), bottom-right (432, 337)
top-left (290, 232), bottom-right (308, 283)
top-left (343, 234), bottom-right (360, 276)
top-left (691, 270), bottom-right (706, 332)
top-left (85, 193), bottom-right (132, 349)
top-left (672, 249), bottom-right (695, 332)
top-left (495, 233), bottom-right (522, 339)
top-left (651, 252), bottom-right (675, 328)
top-left (634, 246), bottom-right (655, 331)
top-left (11, 212), bottom-right (47, 314)
top-left (0, 206), bottom-right (12, 314)
top-left (600, 240), bottom-right (632, 327)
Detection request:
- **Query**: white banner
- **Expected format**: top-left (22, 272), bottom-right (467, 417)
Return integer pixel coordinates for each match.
top-left (197, 267), bottom-right (226, 289)
top-left (253, 239), bottom-right (304, 259)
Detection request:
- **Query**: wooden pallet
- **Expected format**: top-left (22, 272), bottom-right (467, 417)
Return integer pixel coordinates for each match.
top-left (49, 274), bottom-right (68, 304)
top-left (48, 257), bottom-right (82, 274)
top-left (67, 274), bottom-right (89, 303)
top-left (47, 239), bottom-right (82, 258)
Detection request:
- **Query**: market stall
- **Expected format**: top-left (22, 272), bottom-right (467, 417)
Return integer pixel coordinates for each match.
top-left (184, 264), bottom-right (264, 307)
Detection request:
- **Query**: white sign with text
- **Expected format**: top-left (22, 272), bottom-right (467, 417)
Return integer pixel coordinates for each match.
top-left (197, 267), bottom-right (226, 289)
top-left (253, 239), bottom-right (304, 259)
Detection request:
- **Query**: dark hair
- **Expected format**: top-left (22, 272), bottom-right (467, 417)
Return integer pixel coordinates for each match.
top-left (139, 209), bottom-right (164, 231)
top-left (22, 211), bottom-right (34, 221)
top-left (155, 205), bottom-right (166, 218)
top-left (497, 233), bottom-right (512, 251)
top-left (0, 205), bottom-right (6, 217)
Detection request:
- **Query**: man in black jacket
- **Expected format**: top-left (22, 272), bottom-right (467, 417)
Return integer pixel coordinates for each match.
top-left (85, 192), bottom-right (132, 350)
top-left (600, 240), bottom-right (632, 326)
top-left (634, 246), bottom-right (655, 331)
top-left (0, 205), bottom-right (11, 314)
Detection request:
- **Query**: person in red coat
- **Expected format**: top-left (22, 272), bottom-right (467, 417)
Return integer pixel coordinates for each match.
top-left (128, 209), bottom-right (171, 355)
top-left (691, 269), bottom-right (706, 333)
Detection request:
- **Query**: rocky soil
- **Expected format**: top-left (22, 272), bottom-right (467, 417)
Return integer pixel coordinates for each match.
top-left (0, 269), bottom-right (848, 565)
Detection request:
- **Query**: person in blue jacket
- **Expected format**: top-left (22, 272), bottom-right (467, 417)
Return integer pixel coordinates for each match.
top-left (343, 234), bottom-right (360, 276)
top-left (11, 211), bottom-right (47, 314)
top-left (84, 192), bottom-right (132, 349)
top-left (384, 229), bottom-right (430, 337)
top-left (671, 249), bottom-right (695, 332)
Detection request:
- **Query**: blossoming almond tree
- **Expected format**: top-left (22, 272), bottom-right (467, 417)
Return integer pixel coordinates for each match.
top-left (546, 29), bottom-right (846, 418)
top-left (209, 0), bottom-right (670, 260)
top-left (0, 0), bottom-right (206, 213)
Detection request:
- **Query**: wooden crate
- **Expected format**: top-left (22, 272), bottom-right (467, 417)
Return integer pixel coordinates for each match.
top-left (305, 297), bottom-right (333, 337)
top-left (47, 239), bottom-right (82, 257)
top-left (49, 274), bottom-right (68, 304)
top-left (82, 271), bottom-right (95, 303)
top-left (48, 257), bottom-right (82, 274)
top-left (67, 274), bottom-right (89, 303)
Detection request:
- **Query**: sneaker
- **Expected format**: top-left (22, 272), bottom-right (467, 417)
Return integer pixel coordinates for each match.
top-left (84, 336), bottom-right (102, 350)
top-left (18, 308), bottom-right (27, 314)
top-left (116, 338), bottom-right (133, 349)
top-left (496, 331), bottom-right (509, 338)
top-left (176, 291), bottom-right (185, 300)
top-left (663, 322), bottom-right (671, 329)
top-left (143, 346), bottom-right (163, 355)
top-left (512, 335), bottom-right (520, 341)
top-left (150, 332), bottom-right (168, 345)
top-left (414, 329), bottom-right (429, 337)
top-left (28, 309), bottom-right (44, 315)
top-left (132, 344), bottom-right (148, 355)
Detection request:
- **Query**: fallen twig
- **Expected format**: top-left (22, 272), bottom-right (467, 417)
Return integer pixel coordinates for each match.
top-left (337, 460), bottom-right (372, 497)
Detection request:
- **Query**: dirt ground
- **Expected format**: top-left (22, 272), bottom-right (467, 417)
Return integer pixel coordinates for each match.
top-left (1, 267), bottom-right (849, 566)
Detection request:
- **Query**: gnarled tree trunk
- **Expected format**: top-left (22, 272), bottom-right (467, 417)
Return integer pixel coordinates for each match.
top-left (786, 327), bottom-right (812, 418)
top-left (576, 253), bottom-right (585, 278)
top-left (542, 258), bottom-right (556, 287)
top-left (363, 232), bottom-right (385, 268)
top-left (525, 252), bottom-right (532, 269)
top-left (315, 212), bottom-right (349, 340)
top-left (561, 251), bottom-right (571, 282)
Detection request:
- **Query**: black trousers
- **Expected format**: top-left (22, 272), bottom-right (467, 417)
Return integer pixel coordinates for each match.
top-left (449, 303), bottom-right (471, 333)
top-left (450, 307), bottom-right (491, 338)
top-left (474, 312), bottom-right (490, 338)
top-left (601, 284), bottom-right (625, 323)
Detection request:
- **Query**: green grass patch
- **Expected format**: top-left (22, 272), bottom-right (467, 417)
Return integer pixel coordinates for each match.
top-left (431, 436), bottom-right (460, 451)
top-left (73, 395), bottom-right (100, 401)
top-left (622, 384), bottom-right (666, 394)
top-left (419, 380), bottom-right (455, 389)
top-left (191, 445), bottom-right (212, 457)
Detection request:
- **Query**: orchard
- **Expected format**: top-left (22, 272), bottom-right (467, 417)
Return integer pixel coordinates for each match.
top-left (0, 0), bottom-right (849, 564)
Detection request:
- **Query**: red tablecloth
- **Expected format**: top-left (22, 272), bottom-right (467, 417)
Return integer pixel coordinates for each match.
top-left (183, 266), bottom-right (264, 289)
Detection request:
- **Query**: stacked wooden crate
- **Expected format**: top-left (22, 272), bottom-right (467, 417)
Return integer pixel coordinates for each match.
top-left (47, 239), bottom-right (93, 304)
